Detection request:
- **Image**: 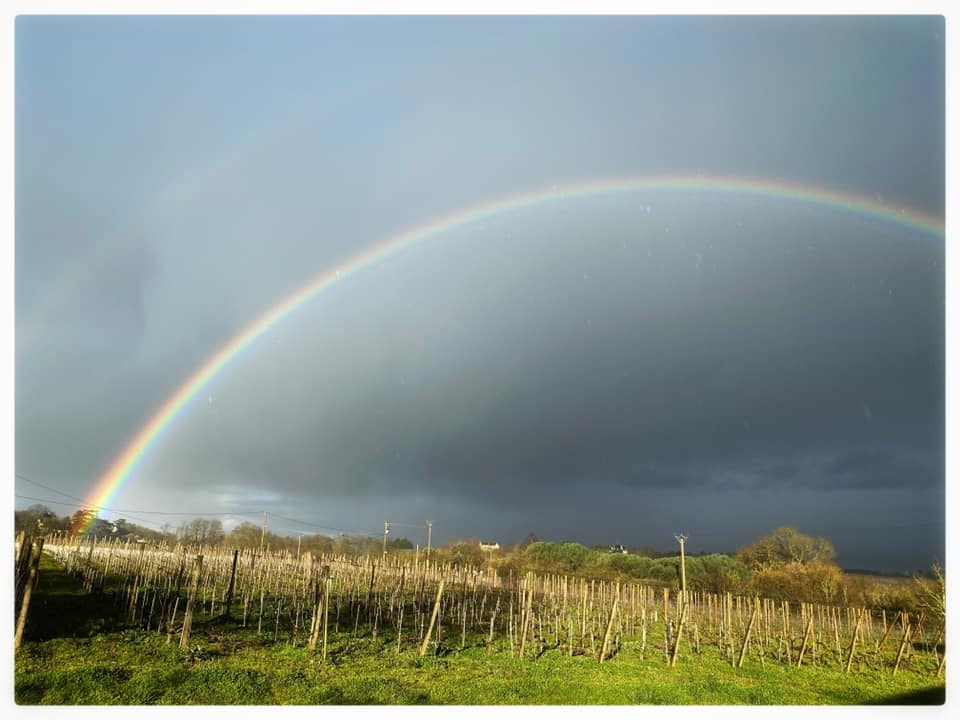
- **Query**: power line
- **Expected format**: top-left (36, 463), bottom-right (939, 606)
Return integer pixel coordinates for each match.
top-left (96, 508), bottom-right (262, 518)
top-left (14, 493), bottom-right (164, 530)
top-left (14, 494), bottom-right (169, 532)
top-left (15, 491), bottom-right (260, 519)
top-left (14, 472), bottom-right (262, 533)
top-left (265, 511), bottom-right (379, 538)
top-left (16, 472), bottom-right (404, 540)
top-left (15, 473), bottom-right (262, 517)
top-left (16, 473), bottom-right (91, 505)
top-left (14, 491), bottom-right (379, 540)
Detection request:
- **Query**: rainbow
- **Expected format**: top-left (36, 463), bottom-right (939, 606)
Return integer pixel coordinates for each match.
top-left (79, 173), bottom-right (944, 528)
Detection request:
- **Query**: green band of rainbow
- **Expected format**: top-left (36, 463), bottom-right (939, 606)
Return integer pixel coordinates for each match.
top-left (79, 173), bottom-right (944, 529)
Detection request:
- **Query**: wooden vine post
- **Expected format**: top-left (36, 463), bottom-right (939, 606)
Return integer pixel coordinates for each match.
top-left (599, 586), bottom-right (620, 664)
top-left (796, 615), bottom-right (815, 667)
top-left (892, 620), bottom-right (912, 675)
top-left (518, 582), bottom-right (534, 659)
top-left (844, 609), bottom-right (864, 673)
top-left (223, 548), bottom-right (239, 618)
top-left (322, 570), bottom-right (331, 663)
top-left (179, 554), bottom-right (204, 649)
top-left (736, 599), bottom-right (759, 668)
top-left (14, 538), bottom-right (44, 651)
top-left (669, 601), bottom-right (688, 667)
top-left (876, 609), bottom-right (900, 654)
top-left (418, 579), bottom-right (445, 657)
top-left (308, 579), bottom-right (323, 653)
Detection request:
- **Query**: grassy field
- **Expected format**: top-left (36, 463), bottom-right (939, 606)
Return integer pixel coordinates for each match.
top-left (14, 555), bottom-right (945, 705)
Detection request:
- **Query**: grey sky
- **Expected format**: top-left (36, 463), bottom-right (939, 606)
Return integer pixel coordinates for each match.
top-left (15, 15), bottom-right (944, 571)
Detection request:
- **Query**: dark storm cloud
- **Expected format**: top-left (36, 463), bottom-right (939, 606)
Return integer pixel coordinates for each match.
top-left (828, 449), bottom-right (889, 476)
top-left (817, 446), bottom-right (943, 491)
top-left (145, 198), bottom-right (943, 526)
top-left (763, 462), bottom-right (798, 480)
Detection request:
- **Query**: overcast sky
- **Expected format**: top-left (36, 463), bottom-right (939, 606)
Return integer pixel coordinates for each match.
top-left (14, 15), bottom-right (944, 572)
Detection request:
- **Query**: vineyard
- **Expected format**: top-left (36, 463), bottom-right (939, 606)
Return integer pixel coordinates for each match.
top-left (14, 531), bottom-right (945, 704)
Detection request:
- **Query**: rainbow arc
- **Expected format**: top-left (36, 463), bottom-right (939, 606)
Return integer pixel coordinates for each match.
top-left (78, 174), bottom-right (944, 530)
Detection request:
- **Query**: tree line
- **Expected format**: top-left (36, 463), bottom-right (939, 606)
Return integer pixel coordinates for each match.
top-left (434, 526), bottom-right (941, 620)
top-left (15, 506), bottom-right (942, 620)
top-left (13, 505), bottom-right (414, 555)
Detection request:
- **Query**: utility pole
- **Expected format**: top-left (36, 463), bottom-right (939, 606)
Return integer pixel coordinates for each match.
top-left (383, 521), bottom-right (390, 556)
top-left (260, 511), bottom-right (267, 551)
top-left (426, 520), bottom-right (432, 559)
top-left (674, 533), bottom-right (688, 612)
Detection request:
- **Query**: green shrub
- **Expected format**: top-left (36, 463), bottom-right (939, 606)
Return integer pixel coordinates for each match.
top-left (605, 552), bottom-right (655, 578)
top-left (696, 554), bottom-right (751, 595)
top-left (523, 541), bottom-right (593, 572)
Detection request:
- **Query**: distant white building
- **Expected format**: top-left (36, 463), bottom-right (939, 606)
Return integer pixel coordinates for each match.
top-left (609, 544), bottom-right (628, 554)
top-left (479, 541), bottom-right (500, 552)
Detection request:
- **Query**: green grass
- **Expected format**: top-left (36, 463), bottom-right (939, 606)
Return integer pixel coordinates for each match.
top-left (15, 557), bottom-right (946, 705)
